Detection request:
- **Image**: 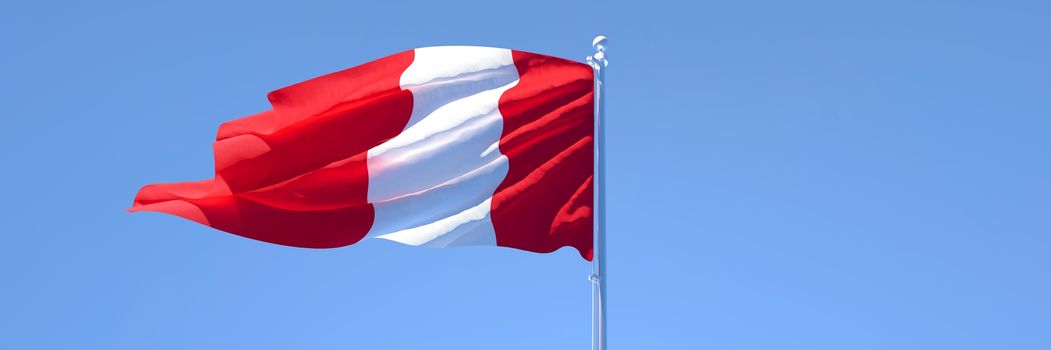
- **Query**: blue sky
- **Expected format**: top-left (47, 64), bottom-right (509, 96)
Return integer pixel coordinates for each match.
top-left (2, 0), bottom-right (1049, 349)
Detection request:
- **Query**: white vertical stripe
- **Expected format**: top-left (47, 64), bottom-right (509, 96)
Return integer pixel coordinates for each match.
top-left (365, 47), bottom-right (517, 247)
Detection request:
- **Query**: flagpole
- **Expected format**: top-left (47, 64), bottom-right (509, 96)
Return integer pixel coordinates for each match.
top-left (587, 35), bottom-right (608, 350)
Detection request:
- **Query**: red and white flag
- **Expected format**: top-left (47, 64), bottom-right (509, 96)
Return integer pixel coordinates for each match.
top-left (131, 47), bottom-right (595, 260)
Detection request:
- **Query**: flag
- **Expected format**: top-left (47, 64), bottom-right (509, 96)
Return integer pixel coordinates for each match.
top-left (131, 46), bottom-right (595, 260)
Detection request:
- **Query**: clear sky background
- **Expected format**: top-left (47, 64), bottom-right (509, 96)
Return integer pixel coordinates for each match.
top-left (2, 0), bottom-right (1049, 349)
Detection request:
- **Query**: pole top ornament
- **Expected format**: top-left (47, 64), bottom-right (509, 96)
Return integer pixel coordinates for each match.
top-left (593, 36), bottom-right (608, 51)
top-left (587, 35), bottom-right (608, 71)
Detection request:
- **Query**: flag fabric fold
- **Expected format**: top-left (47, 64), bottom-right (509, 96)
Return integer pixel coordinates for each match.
top-left (131, 46), bottom-right (594, 260)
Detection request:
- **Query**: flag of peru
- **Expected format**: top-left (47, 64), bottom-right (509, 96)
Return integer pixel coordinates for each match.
top-left (131, 47), bottom-right (595, 260)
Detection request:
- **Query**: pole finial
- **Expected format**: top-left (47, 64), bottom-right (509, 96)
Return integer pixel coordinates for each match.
top-left (587, 35), bottom-right (609, 70)
top-left (592, 35), bottom-right (608, 52)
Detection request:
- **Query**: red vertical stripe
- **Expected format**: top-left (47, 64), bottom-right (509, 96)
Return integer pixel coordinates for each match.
top-left (492, 51), bottom-right (596, 260)
top-left (131, 50), bottom-right (415, 248)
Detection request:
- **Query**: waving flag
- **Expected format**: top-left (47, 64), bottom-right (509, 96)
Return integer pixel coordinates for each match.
top-left (131, 47), bottom-right (595, 260)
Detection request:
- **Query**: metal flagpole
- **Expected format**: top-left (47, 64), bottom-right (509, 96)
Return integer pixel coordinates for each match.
top-left (587, 35), bottom-right (608, 350)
